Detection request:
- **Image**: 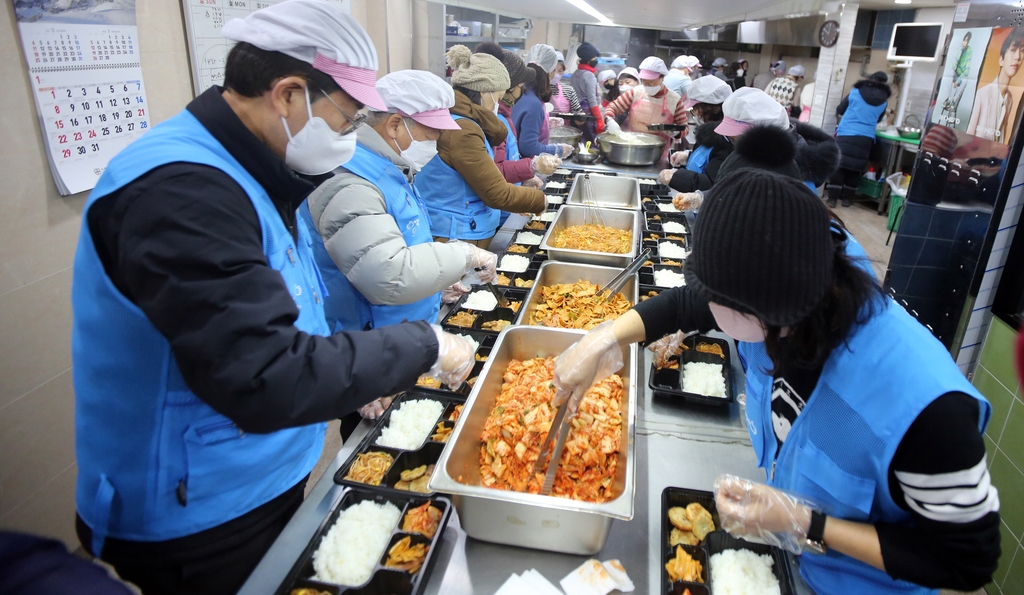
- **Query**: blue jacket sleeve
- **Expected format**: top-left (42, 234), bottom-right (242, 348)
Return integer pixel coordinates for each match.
top-left (513, 99), bottom-right (559, 158)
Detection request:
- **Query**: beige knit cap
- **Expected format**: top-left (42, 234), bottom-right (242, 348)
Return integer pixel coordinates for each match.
top-left (447, 45), bottom-right (510, 93)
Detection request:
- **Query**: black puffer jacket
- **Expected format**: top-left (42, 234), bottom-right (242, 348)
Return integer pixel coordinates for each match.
top-left (717, 120), bottom-right (840, 187)
top-left (837, 79), bottom-right (892, 115)
top-left (668, 121), bottom-right (734, 193)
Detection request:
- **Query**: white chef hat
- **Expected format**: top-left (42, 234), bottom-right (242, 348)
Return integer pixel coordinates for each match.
top-left (670, 55), bottom-right (690, 69)
top-left (376, 70), bottom-right (460, 130)
top-left (618, 67), bottom-right (640, 82)
top-left (681, 56), bottom-right (702, 69)
top-left (716, 87), bottom-right (790, 137)
top-left (788, 65), bottom-right (806, 77)
top-left (527, 44), bottom-right (558, 73)
top-left (684, 75), bottom-right (732, 108)
top-left (638, 57), bottom-right (669, 79)
top-left (597, 69), bottom-right (617, 85)
top-left (555, 50), bottom-right (565, 64)
top-left (221, 0), bottom-right (385, 110)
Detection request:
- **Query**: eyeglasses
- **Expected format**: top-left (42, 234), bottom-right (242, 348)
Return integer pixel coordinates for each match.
top-left (320, 89), bottom-right (366, 136)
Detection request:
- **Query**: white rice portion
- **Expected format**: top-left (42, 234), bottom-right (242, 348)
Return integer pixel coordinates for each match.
top-left (659, 241), bottom-right (689, 259)
top-left (498, 255), bottom-right (531, 272)
top-left (463, 291), bottom-right (498, 311)
top-left (662, 221), bottom-right (688, 233)
top-left (375, 399), bottom-right (444, 450)
top-left (709, 549), bottom-right (781, 595)
top-left (658, 202), bottom-right (679, 212)
top-left (682, 362), bottom-right (727, 398)
top-left (637, 178), bottom-right (657, 185)
top-left (554, 168), bottom-right (572, 175)
top-left (457, 334), bottom-right (480, 353)
top-left (533, 212), bottom-right (557, 222)
top-left (313, 500), bottom-right (402, 586)
top-left (654, 269), bottom-right (686, 288)
top-left (547, 194), bottom-right (565, 204)
top-left (516, 232), bottom-right (544, 245)
top-left (546, 181), bottom-right (567, 190)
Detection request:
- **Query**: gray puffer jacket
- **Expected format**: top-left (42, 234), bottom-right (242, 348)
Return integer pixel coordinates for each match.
top-left (305, 127), bottom-right (470, 306)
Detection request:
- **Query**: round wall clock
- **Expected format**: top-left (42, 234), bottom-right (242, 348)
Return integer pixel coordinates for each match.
top-left (819, 20), bottom-right (840, 48)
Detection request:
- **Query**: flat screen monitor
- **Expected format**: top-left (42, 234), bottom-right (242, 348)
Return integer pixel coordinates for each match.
top-left (888, 22), bottom-right (944, 62)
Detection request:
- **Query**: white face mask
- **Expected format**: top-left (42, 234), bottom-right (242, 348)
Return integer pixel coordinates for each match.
top-left (643, 84), bottom-right (662, 95)
top-left (489, 92), bottom-right (501, 114)
top-left (709, 303), bottom-right (768, 343)
top-left (736, 69), bottom-right (745, 76)
top-left (399, 119), bottom-right (437, 172)
top-left (281, 86), bottom-right (357, 175)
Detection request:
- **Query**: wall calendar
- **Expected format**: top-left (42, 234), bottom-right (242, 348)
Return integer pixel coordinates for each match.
top-left (13, 0), bottom-right (151, 195)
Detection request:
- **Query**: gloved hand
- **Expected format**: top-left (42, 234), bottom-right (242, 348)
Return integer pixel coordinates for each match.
top-left (557, 144), bottom-right (574, 159)
top-left (549, 117), bottom-right (565, 129)
top-left (552, 320), bottom-right (623, 413)
top-left (648, 330), bottom-right (686, 369)
top-left (455, 241), bottom-right (497, 283)
top-left (714, 474), bottom-right (818, 555)
top-left (659, 168), bottom-right (676, 186)
top-left (441, 281), bottom-right (470, 304)
top-left (673, 190), bottom-right (704, 212)
top-left (592, 107), bottom-right (606, 134)
top-left (532, 153), bottom-right (562, 175)
top-left (358, 396), bottom-right (394, 420)
top-left (523, 176), bottom-right (545, 189)
top-left (604, 117), bottom-right (621, 136)
top-left (670, 150), bottom-right (691, 168)
top-left (427, 325), bottom-right (475, 389)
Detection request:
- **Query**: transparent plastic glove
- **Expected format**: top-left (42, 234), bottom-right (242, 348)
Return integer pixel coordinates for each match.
top-left (427, 325), bottom-right (475, 390)
top-left (673, 190), bottom-right (704, 212)
top-left (670, 150), bottom-right (691, 168)
top-left (358, 395), bottom-right (393, 420)
top-left (552, 320), bottom-right (624, 413)
top-left (648, 330), bottom-right (686, 369)
top-left (549, 117), bottom-right (565, 129)
top-left (532, 153), bottom-right (562, 176)
top-left (455, 241), bottom-right (497, 283)
top-left (523, 176), bottom-right (545, 189)
top-left (557, 144), bottom-right (574, 159)
top-left (658, 169), bottom-right (676, 186)
top-left (604, 117), bottom-right (621, 136)
top-left (714, 474), bottom-right (817, 555)
top-left (441, 281), bottom-right (470, 304)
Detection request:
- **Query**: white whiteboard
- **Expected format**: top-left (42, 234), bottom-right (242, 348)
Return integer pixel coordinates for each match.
top-left (181, 0), bottom-right (349, 96)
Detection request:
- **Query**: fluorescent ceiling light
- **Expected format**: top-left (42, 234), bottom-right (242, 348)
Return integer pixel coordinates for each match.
top-left (894, 0), bottom-right (911, 3)
top-left (563, 0), bottom-right (613, 25)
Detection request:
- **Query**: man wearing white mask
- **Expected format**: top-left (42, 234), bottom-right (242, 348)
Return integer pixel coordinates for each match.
top-left (70, 2), bottom-right (474, 592)
top-left (664, 55), bottom-right (699, 99)
top-left (301, 70), bottom-right (498, 337)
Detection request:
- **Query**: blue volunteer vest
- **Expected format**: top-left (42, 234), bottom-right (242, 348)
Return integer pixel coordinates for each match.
top-left (686, 144), bottom-right (713, 174)
top-left (416, 115), bottom-right (501, 240)
top-left (738, 297), bottom-right (988, 595)
top-left (496, 112), bottom-right (520, 226)
top-left (836, 89), bottom-right (886, 139)
top-left (300, 144), bottom-right (440, 332)
top-left (72, 110), bottom-right (329, 554)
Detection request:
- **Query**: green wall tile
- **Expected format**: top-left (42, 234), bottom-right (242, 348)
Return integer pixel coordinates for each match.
top-left (981, 318), bottom-right (1020, 393)
top-left (991, 451), bottom-right (1024, 540)
top-left (987, 435), bottom-right (998, 469)
top-left (1003, 399), bottom-right (1024, 472)
top-left (1004, 544), bottom-right (1024, 595)
top-left (993, 521), bottom-right (1020, 588)
top-left (976, 365), bottom-right (1015, 443)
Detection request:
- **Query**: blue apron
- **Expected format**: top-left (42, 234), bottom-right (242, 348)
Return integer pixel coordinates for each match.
top-left (686, 144), bottom-right (713, 174)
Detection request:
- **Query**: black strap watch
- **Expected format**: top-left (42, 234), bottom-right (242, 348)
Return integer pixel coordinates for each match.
top-left (805, 510), bottom-right (828, 554)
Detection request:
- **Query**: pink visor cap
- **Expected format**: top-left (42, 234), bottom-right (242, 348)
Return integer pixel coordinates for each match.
top-left (313, 54), bottom-right (386, 111)
top-left (714, 117), bottom-right (754, 137)
top-left (377, 70), bottom-right (460, 131)
top-left (401, 108), bottom-right (460, 130)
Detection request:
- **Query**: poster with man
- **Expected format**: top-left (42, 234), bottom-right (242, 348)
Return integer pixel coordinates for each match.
top-left (967, 27), bottom-right (1024, 144)
top-left (933, 28), bottom-right (991, 130)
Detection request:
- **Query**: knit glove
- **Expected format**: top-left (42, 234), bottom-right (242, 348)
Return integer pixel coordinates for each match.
top-left (552, 320), bottom-right (623, 414)
top-left (658, 169), bottom-right (676, 186)
top-left (673, 190), bottom-right (704, 212)
top-left (455, 241), bottom-right (497, 283)
top-left (427, 325), bottom-right (475, 390)
top-left (441, 281), bottom-right (470, 304)
top-left (649, 330), bottom-right (686, 369)
top-left (670, 150), bottom-right (690, 168)
top-left (714, 474), bottom-right (819, 555)
top-left (532, 153), bottom-right (562, 176)
top-left (358, 396), bottom-right (394, 420)
top-left (592, 107), bottom-right (606, 134)
top-left (523, 176), bottom-right (545, 189)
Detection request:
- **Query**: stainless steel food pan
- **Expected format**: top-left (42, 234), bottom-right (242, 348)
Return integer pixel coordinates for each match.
top-left (428, 326), bottom-right (638, 555)
top-left (539, 205), bottom-right (639, 268)
top-left (566, 173), bottom-right (641, 210)
top-left (516, 261), bottom-right (638, 327)
top-left (596, 132), bottom-right (666, 166)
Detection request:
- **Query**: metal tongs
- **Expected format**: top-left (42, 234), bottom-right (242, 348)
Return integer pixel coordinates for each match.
top-left (485, 282), bottom-right (510, 309)
top-left (597, 249), bottom-right (651, 303)
top-left (533, 391), bottom-right (573, 495)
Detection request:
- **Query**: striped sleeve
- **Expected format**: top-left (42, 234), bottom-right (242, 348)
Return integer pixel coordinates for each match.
top-left (895, 458), bottom-right (1000, 523)
top-left (605, 88), bottom-right (636, 118)
top-left (672, 96), bottom-right (689, 127)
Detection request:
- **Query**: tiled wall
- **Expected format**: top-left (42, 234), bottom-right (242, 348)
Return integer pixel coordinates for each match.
top-left (0, 0), bottom-right (193, 546)
top-left (973, 317), bottom-right (1024, 594)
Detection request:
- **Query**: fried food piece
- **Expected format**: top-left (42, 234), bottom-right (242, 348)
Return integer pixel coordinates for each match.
top-left (450, 404), bottom-right (464, 421)
top-left (290, 589), bottom-right (331, 595)
top-left (665, 545), bottom-right (704, 583)
top-left (475, 353), bottom-right (488, 361)
top-left (695, 342), bottom-right (725, 359)
top-left (509, 301), bottom-right (522, 313)
top-left (640, 290), bottom-right (660, 302)
top-left (526, 221), bottom-right (546, 230)
top-left (662, 259), bottom-right (681, 266)
top-left (514, 277), bottom-right (535, 288)
top-left (668, 506), bottom-right (692, 531)
top-left (448, 311), bottom-right (477, 328)
top-left (343, 451), bottom-right (393, 486)
top-left (400, 465), bottom-right (427, 481)
top-left (394, 464), bottom-right (435, 493)
top-left (686, 502), bottom-right (716, 541)
top-left (481, 319), bottom-right (511, 331)
top-left (402, 501), bottom-right (443, 538)
top-left (416, 376), bottom-right (442, 389)
top-left (507, 243), bottom-right (531, 254)
top-left (528, 280), bottom-right (632, 330)
top-left (670, 528), bottom-right (699, 546)
top-left (666, 235), bottom-right (687, 242)
top-left (479, 357), bottom-right (624, 503)
top-left (551, 224), bottom-right (631, 254)
top-left (431, 422), bottom-right (453, 442)
top-left (496, 273), bottom-right (512, 286)
top-left (385, 536), bottom-right (429, 574)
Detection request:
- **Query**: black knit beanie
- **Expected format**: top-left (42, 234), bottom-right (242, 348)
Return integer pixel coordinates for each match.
top-left (683, 169), bottom-right (835, 327)
top-left (869, 71), bottom-right (888, 84)
top-left (577, 42), bottom-right (599, 64)
top-left (503, 50), bottom-right (535, 87)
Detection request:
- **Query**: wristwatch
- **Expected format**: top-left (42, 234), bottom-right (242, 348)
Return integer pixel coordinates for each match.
top-left (804, 510), bottom-right (828, 554)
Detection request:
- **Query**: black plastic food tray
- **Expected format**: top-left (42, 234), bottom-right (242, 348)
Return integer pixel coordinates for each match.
top-left (276, 487), bottom-right (452, 595)
top-left (643, 198), bottom-right (683, 214)
top-left (638, 284), bottom-right (664, 304)
top-left (649, 335), bottom-right (734, 407)
top-left (646, 212), bottom-right (691, 234)
top-left (638, 262), bottom-right (686, 290)
top-left (439, 285), bottom-right (528, 335)
top-left (661, 486), bottom-right (794, 595)
top-left (495, 268), bottom-right (539, 291)
top-left (334, 391), bottom-right (464, 497)
top-left (637, 179), bottom-right (672, 195)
